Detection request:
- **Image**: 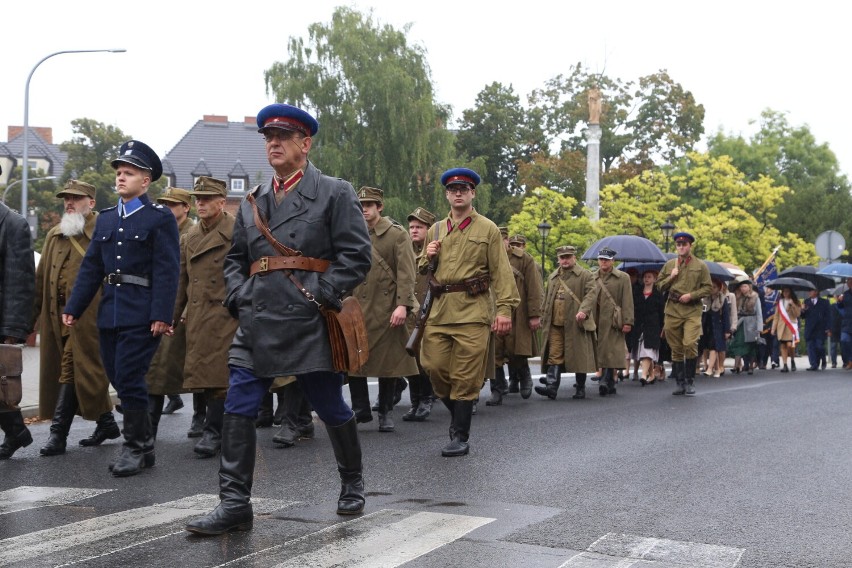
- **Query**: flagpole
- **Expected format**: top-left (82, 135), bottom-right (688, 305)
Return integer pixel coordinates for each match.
top-left (753, 245), bottom-right (781, 280)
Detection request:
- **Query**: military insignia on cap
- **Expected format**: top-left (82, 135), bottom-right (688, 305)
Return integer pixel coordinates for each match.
top-left (128, 141), bottom-right (135, 148)
top-left (359, 189), bottom-right (367, 198)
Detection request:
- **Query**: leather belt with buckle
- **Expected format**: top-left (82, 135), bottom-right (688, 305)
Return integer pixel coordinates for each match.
top-left (104, 273), bottom-right (151, 287)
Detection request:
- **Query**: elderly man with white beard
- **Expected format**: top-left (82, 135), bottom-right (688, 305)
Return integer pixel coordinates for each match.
top-left (35, 180), bottom-right (119, 455)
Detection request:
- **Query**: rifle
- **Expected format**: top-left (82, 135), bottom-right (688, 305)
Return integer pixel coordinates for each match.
top-left (405, 255), bottom-right (439, 357)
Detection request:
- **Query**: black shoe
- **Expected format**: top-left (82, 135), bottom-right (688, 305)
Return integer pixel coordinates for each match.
top-left (413, 397), bottom-right (433, 421)
top-left (194, 398), bottom-right (225, 458)
top-left (806, 367), bottom-right (818, 371)
top-left (572, 388), bottom-right (585, 399)
top-left (186, 414), bottom-right (256, 534)
top-left (162, 395), bottom-right (184, 415)
top-left (598, 384), bottom-right (609, 397)
top-left (79, 412), bottom-right (121, 447)
top-left (326, 416), bottom-right (365, 515)
top-left (441, 400), bottom-right (472, 457)
top-left (780, 365), bottom-right (789, 373)
top-left (0, 411), bottom-right (33, 459)
top-left (791, 360), bottom-right (797, 372)
top-left (41, 383), bottom-right (77, 456)
top-left (377, 379), bottom-right (396, 432)
top-left (518, 365), bottom-right (533, 399)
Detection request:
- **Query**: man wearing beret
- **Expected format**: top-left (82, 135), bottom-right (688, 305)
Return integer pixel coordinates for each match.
top-left (145, 187), bottom-right (195, 439)
top-left (348, 187), bottom-right (418, 432)
top-left (36, 180), bottom-right (119, 456)
top-left (186, 103), bottom-right (371, 535)
top-left (420, 168), bottom-right (519, 457)
top-left (401, 206), bottom-right (438, 421)
top-left (537, 245), bottom-right (598, 400)
top-left (488, 233), bottom-right (543, 405)
top-left (0, 196), bottom-right (35, 459)
top-left (170, 177), bottom-right (239, 457)
top-left (656, 231), bottom-right (712, 395)
top-left (63, 140), bottom-right (181, 476)
top-left (594, 247), bottom-right (635, 396)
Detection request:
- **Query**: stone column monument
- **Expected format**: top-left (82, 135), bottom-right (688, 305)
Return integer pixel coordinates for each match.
top-left (585, 88), bottom-right (602, 221)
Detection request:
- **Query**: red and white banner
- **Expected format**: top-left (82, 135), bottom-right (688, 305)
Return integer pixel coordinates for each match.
top-left (778, 299), bottom-right (799, 344)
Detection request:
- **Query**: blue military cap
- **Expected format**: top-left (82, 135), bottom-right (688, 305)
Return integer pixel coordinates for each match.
top-left (111, 140), bottom-right (163, 182)
top-left (441, 167), bottom-right (481, 189)
top-left (256, 103), bottom-right (319, 137)
top-left (597, 247), bottom-right (617, 260)
top-left (673, 231), bottom-right (695, 243)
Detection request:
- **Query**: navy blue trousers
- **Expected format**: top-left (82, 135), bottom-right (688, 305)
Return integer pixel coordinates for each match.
top-left (225, 366), bottom-right (353, 427)
top-left (806, 336), bottom-right (826, 368)
top-left (99, 326), bottom-right (161, 410)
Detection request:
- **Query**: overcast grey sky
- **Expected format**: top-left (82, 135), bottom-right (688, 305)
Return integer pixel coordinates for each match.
top-left (4, 1), bottom-right (849, 175)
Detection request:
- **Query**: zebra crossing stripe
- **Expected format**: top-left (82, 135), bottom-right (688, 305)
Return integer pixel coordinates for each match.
top-left (0, 486), bottom-right (114, 516)
top-left (0, 494), bottom-right (293, 567)
top-left (561, 532), bottom-right (745, 567)
top-left (216, 508), bottom-right (495, 568)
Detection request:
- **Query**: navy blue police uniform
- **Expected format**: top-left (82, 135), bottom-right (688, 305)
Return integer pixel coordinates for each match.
top-left (64, 140), bottom-right (179, 477)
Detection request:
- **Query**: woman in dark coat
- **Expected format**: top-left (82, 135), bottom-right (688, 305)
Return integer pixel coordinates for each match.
top-left (631, 270), bottom-right (666, 385)
top-left (702, 279), bottom-right (732, 377)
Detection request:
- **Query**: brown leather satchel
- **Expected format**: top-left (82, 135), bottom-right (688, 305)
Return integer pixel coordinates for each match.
top-left (323, 297), bottom-right (370, 374)
top-left (0, 344), bottom-right (23, 411)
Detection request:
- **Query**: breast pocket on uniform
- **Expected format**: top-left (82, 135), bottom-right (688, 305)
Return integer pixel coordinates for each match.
top-left (93, 229), bottom-right (114, 243)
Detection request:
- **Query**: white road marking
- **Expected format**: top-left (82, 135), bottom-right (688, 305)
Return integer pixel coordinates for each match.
top-left (0, 486), bottom-right (114, 515)
top-left (217, 508), bottom-right (495, 568)
top-left (562, 532), bottom-right (745, 567)
top-left (0, 494), bottom-right (293, 567)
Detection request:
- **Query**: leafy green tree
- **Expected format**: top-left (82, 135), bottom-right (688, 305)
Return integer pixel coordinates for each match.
top-left (455, 82), bottom-right (546, 224)
top-left (264, 6), bottom-right (457, 222)
top-left (707, 109), bottom-right (852, 245)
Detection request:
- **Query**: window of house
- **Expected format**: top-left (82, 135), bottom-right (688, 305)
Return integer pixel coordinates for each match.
top-left (231, 179), bottom-right (245, 192)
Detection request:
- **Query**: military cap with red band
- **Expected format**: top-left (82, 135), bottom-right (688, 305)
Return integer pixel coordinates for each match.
top-left (256, 103), bottom-right (319, 136)
top-left (441, 167), bottom-right (481, 189)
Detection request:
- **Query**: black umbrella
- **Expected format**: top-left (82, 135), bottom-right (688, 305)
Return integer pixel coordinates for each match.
top-left (705, 261), bottom-right (735, 282)
top-left (778, 266), bottom-right (835, 291)
top-left (581, 235), bottom-right (667, 263)
top-left (764, 277), bottom-right (816, 292)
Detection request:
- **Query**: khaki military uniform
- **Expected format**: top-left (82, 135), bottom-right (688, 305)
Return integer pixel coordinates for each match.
top-left (34, 212), bottom-right (112, 420)
top-left (495, 246), bottom-right (543, 362)
top-left (541, 265), bottom-right (598, 373)
top-left (419, 210), bottom-right (519, 399)
top-left (594, 268), bottom-right (635, 369)
top-left (173, 212), bottom-right (238, 391)
top-left (146, 217), bottom-right (193, 395)
top-left (351, 216), bottom-right (419, 378)
top-left (657, 255), bottom-right (712, 360)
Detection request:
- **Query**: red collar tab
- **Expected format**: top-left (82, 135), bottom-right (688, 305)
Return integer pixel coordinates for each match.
top-left (447, 217), bottom-right (472, 234)
top-left (274, 169), bottom-right (304, 194)
top-left (263, 116), bottom-right (310, 136)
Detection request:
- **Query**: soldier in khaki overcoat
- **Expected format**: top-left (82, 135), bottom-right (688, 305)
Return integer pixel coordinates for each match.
top-left (421, 168), bottom-right (519, 457)
top-left (536, 245), bottom-right (598, 400)
top-left (349, 187), bottom-right (419, 432)
top-left (487, 233), bottom-right (543, 405)
top-left (35, 180), bottom-right (119, 455)
top-left (401, 207), bottom-right (437, 422)
top-left (172, 177), bottom-right (239, 457)
top-left (145, 187), bottom-right (194, 438)
top-left (593, 247), bottom-right (635, 397)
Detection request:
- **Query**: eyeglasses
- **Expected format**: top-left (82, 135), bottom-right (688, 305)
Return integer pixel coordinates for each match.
top-left (446, 186), bottom-right (472, 194)
top-left (263, 131), bottom-right (302, 143)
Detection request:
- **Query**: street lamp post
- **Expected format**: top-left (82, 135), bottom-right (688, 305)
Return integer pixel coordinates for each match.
top-left (2, 176), bottom-right (56, 209)
top-left (537, 220), bottom-right (551, 279)
top-left (21, 49), bottom-right (125, 215)
top-left (661, 219), bottom-right (675, 253)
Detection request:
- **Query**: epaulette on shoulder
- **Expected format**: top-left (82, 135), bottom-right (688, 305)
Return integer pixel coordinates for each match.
top-left (101, 205), bottom-right (117, 212)
top-left (387, 217), bottom-right (403, 229)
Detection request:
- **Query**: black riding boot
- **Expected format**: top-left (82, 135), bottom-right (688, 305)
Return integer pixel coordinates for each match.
top-left (486, 366), bottom-right (508, 406)
top-left (414, 375), bottom-right (434, 420)
top-left (377, 378), bottom-right (396, 432)
top-left (186, 414), bottom-right (256, 534)
top-left (79, 410), bottom-right (121, 446)
top-left (110, 409), bottom-right (155, 477)
top-left (672, 361), bottom-right (686, 395)
top-left (0, 410), bottom-right (33, 459)
top-left (148, 394), bottom-right (164, 440)
top-left (41, 383), bottom-right (78, 456)
top-left (187, 392), bottom-right (206, 438)
top-left (163, 394), bottom-right (184, 414)
top-left (273, 382), bottom-right (315, 447)
top-left (442, 400), bottom-right (473, 457)
top-left (535, 365), bottom-right (561, 399)
top-left (326, 416), bottom-right (366, 515)
top-left (441, 397), bottom-right (456, 440)
top-left (348, 376), bottom-right (373, 423)
top-left (599, 369), bottom-right (616, 396)
top-left (194, 397), bottom-right (225, 458)
top-left (507, 367), bottom-right (520, 393)
top-left (573, 373), bottom-right (587, 399)
top-left (685, 358), bottom-right (697, 396)
top-left (392, 377), bottom-right (407, 407)
top-left (255, 392), bottom-right (274, 428)
top-left (517, 361), bottom-right (533, 399)
top-left (401, 375), bottom-right (421, 421)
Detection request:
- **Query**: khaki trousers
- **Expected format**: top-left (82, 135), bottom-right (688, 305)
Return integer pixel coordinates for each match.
top-left (422, 322), bottom-right (490, 400)
top-left (547, 325), bottom-right (565, 366)
top-left (664, 312), bottom-right (702, 361)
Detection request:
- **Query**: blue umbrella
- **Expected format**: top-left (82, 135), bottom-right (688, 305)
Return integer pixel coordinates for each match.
top-left (817, 263), bottom-right (852, 279)
top-left (581, 235), bottom-right (667, 263)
